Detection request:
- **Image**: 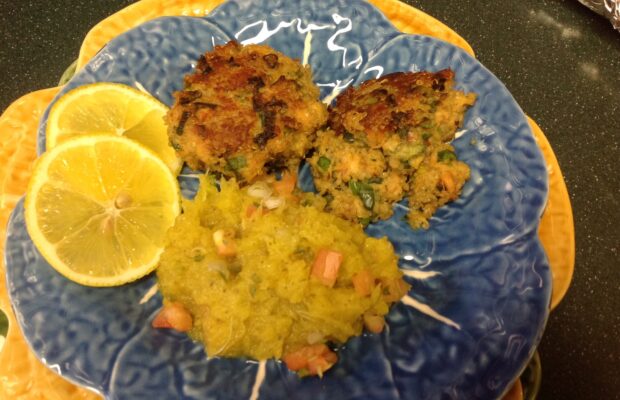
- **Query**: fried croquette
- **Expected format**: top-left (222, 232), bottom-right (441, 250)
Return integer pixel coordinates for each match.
top-left (308, 69), bottom-right (476, 228)
top-left (167, 41), bottom-right (328, 183)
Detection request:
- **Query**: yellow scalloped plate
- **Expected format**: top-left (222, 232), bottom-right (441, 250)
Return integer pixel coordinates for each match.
top-left (0, 87), bottom-right (101, 400)
top-left (0, 0), bottom-right (574, 398)
top-left (529, 117), bottom-right (575, 309)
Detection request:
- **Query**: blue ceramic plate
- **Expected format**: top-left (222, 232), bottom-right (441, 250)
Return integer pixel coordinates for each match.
top-left (6, 1), bottom-right (551, 399)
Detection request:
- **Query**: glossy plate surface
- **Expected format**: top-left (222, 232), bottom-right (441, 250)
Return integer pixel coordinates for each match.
top-left (6, 0), bottom-right (550, 399)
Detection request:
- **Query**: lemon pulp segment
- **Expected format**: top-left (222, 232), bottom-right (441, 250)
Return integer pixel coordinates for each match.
top-left (46, 83), bottom-right (180, 173)
top-left (25, 135), bottom-right (180, 286)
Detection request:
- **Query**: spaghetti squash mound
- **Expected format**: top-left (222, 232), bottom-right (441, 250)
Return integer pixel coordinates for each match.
top-left (156, 176), bottom-right (408, 372)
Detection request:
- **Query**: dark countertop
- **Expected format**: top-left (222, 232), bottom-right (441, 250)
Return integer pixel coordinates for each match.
top-left (1, 1), bottom-right (618, 399)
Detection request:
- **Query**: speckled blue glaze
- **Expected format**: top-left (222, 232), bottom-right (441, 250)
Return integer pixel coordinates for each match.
top-left (8, 0), bottom-right (551, 399)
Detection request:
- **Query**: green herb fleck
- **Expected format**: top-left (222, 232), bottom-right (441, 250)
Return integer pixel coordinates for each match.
top-left (189, 246), bottom-right (206, 262)
top-left (420, 120), bottom-right (433, 129)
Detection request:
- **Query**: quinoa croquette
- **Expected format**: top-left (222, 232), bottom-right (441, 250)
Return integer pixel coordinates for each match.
top-left (308, 69), bottom-right (476, 228)
top-left (167, 41), bottom-right (328, 183)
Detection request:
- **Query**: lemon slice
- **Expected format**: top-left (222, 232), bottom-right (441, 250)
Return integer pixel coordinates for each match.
top-left (25, 135), bottom-right (180, 287)
top-left (46, 82), bottom-right (181, 173)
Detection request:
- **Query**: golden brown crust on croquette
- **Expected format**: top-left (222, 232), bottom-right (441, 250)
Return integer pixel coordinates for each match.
top-left (328, 69), bottom-right (472, 148)
top-left (309, 69), bottom-right (476, 228)
top-left (167, 41), bottom-right (327, 183)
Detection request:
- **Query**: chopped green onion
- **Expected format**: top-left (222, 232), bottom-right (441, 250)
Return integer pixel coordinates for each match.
top-left (227, 155), bottom-right (247, 170)
top-left (317, 156), bottom-right (331, 171)
top-left (349, 180), bottom-right (361, 195)
top-left (368, 176), bottom-right (383, 184)
top-left (349, 180), bottom-right (374, 210)
top-left (229, 261), bottom-right (242, 275)
top-left (218, 269), bottom-right (230, 281)
top-left (358, 217), bottom-right (372, 226)
top-left (258, 111), bottom-right (266, 126)
top-left (0, 310), bottom-right (7, 337)
top-left (360, 189), bottom-right (375, 210)
top-left (430, 100), bottom-right (439, 112)
top-left (438, 150), bottom-right (457, 162)
top-left (343, 132), bottom-right (355, 143)
top-left (395, 143), bottom-right (425, 161)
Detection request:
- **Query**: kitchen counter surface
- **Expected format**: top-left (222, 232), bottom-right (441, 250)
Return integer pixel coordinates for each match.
top-left (1, 1), bottom-right (618, 399)
top-left (408, 3), bottom-right (619, 399)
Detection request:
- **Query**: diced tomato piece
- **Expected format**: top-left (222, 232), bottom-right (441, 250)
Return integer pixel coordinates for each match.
top-left (273, 172), bottom-right (297, 198)
top-left (352, 269), bottom-right (375, 296)
top-left (152, 313), bottom-right (173, 329)
top-left (312, 249), bottom-right (343, 287)
top-left (363, 313), bottom-right (385, 334)
top-left (152, 303), bottom-right (193, 332)
top-left (440, 171), bottom-right (456, 195)
top-left (213, 229), bottom-right (236, 256)
top-left (246, 205), bottom-right (258, 218)
top-left (283, 344), bottom-right (338, 377)
top-left (245, 205), bottom-right (264, 218)
top-left (323, 349), bottom-right (338, 364)
top-left (282, 350), bottom-right (307, 371)
top-left (383, 278), bottom-right (410, 302)
top-left (307, 356), bottom-right (333, 376)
